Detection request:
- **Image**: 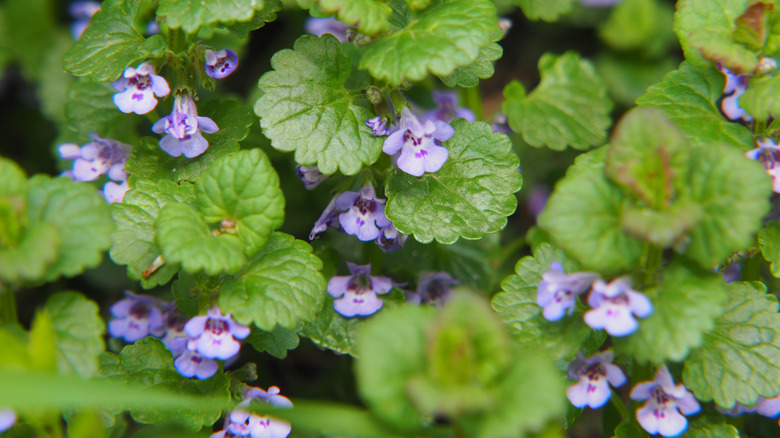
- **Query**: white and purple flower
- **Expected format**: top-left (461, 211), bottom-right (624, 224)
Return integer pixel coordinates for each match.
top-left (184, 307), bottom-right (250, 360)
top-left (383, 108), bottom-right (453, 177)
top-left (746, 137), bottom-right (780, 193)
top-left (328, 262), bottom-right (393, 317)
top-left (103, 180), bottom-right (130, 204)
top-left (58, 134), bottom-right (130, 182)
top-left (205, 49), bottom-right (239, 79)
top-left (422, 90), bottom-right (475, 124)
top-left (152, 92), bottom-right (219, 158)
top-left (334, 183), bottom-right (392, 241)
top-left (296, 165), bottom-right (328, 190)
top-left (631, 366), bottom-right (700, 437)
top-left (224, 386), bottom-right (293, 438)
top-left (375, 223), bottom-right (407, 252)
top-left (717, 63), bottom-right (753, 122)
top-left (309, 196), bottom-right (342, 240)
top-left (537, 262), bottom-right (599, 321)
top-left (160, 305), bottom-right (190, 356)
top-left (406, 271), bottom-right (458, 307)
top-left (566, 351), bottom-right (626, 409)
top-left (305, 17), bottom-right (349, 42)
top-left (112, 62), bottom-right (170, 114)
top-left (366, 116), bottom-right (390, 136)
top-left (584, 277), bottom-right (652, 337)
top-left (174, 350), bottom-right (219, 380)
top-left (108, 291), bottom-right (166, 343)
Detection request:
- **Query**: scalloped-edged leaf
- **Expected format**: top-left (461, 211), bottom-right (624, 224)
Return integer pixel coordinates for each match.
top-left (245, 325), bottom-right (301, 359)
top-left (0, 223), bottom-right (61, 285)
top-left (612, 260), bottom-right (727, 364)
top-left (502, 52), bottom-right (612, 151)
top-left (219, 232), bottom-right (326, 331)
top-left (224, 0), bottom-right (282, 37)
top-left (738, 74), bottom-right (780, 122)
top-left (0, 157), bottom-right (28, 248)
top-left (598, 0), bottom-right (676, 58)
top-left (683, 144), bottom-right (771, 268)
top-left (636, 61), bottom-right (755, 150)
top-left (538, 149), bottom-right (644, 274)
top-left (157, 0), bottom-right (276, 34)
top-left (301, 301), bottom-right (365, 356)
top-left (101, 338), bottom-right (230, 430)
top-left (683, 282), bottom-right (780, 409)
top-left (439, 42), bottom-right (502, 88)
top-left (384, 120), bottom-right (522, 244)
top-left (26, 176), bottom-right (113, 281)
top-left (687, 26), bottom-right (759, 73)
top-left (46, 292), bottom-right (105, 378)
top-left (758, 221), bottom-right (780, 277)
top-left (63, 0), bottom-right (158, 81)
top-left (513, 0), bottom-right (575, 22)
top-left (126, 99), bottom-right (254, 184)
top-left (359, 0), bottom-right (497, 85)
top-left (256, 35), bottom-right (383, 175)
top-left (308, 0), bottom-right (392, 36)
top-left (674, 0), bottom-right (751, 69)
top-left (491, 243), bottom-right (605, 362)
top-left (110, 180), bottom-right (195, 288)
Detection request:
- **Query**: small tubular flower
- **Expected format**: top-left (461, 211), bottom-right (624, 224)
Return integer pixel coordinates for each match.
top-left (296, 165), bottom-right (328, 190)
top-left (152, 92), bottom-right (219, 158)
top-left (309, 197), bottom-right (342, 240)
top-left (305, 17), bottom-right (349, 42)
top-left (184, 307), bottom-right (250, 360)
top-left (566, 351), bottom-right (626, 409)
top-left (366, 116), bottom-right (389, 136)
top-left (383, 108), bottom-right (453, 177)
top-left (537, 262), bottom-right (599, 321)
top-left (746, 138), bottom-right (780, 193)
top-left (112, 62), bottom-right (170, 114)
top-left (375, 223), bottom-right (407, 252)
top-left (103, 181), bottom-right (130, 204)
top-left (334, 183), bottom-right (391, 241)
top-left (422, 90), bottom-right (476, 123)
top-left (328, 262), bottom-right (393, 317)
top-left (174, 350), bottom-right (219, 380)
top-left (717, 63), bottom-right (753, 122)
top-left (228, 386), bottom-right (293, 438)
top-left (406, 271), bottom-right (458, 307)
top-left (631, 366), bottom-right (700, 437)
top-left (584, 277), bottom-right (652, 336)
top-left (160, 305), bottom-right (189, 356)
top-left (58, 134), bottom-right (131, 182)
top-left (205, 49), bottom-right (239, 79)
top-left (108, 291), bottom-right (166, 343)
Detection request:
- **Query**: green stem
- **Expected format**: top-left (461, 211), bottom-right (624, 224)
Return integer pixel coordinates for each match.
top-left (167, 27), bottom-right (188, 54)
top-left (462, 86), bottom-right (484, 121)
top-left (740, 253), bottom-right (763, 282)
top-left (0, 284), bottom-right (17, 324)
top-left (609, 389), bottom-right (631, 423)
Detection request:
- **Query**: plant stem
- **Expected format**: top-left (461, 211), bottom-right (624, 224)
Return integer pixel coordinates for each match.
top-left (610, 389), bottom-right (631, 423)
top-left (462, 86), bottom-right (484, 121)
top-left (0, 284), bottom-right (17, 324)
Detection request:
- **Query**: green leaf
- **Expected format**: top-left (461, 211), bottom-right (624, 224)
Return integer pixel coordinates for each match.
top-left (687, 26), bottom-right (759, 73)
top-left (538, 149), bottom-right (644, 273)
top-left (224, 0), bottom-right (282, 37)
top-left (513, 0), bottom-right (575, 22)
top-left (598, 0), bottom-right (676, 58)
top-left (171, 272), bottom-right (201, 317)
top-left (0, 157), bottom-right (28, 248)
top-left (683, 143), bottom-right (771, 268)
top-left (674, 0), bottom-right (751, 69)
top-left (615, 422), bottom-right (649, 438)
top-left (759, 221), bottom-right (780, 277)
top-left (612, 260), bottom-right (727, 363)
top-left (439, 42), bottom-right (502, 88)
top-left (64, 80), bottom-right (141, 143)
top-left (384, 120), bottom-right (522, 244)
top-left (255, 35), bottom-right (383, 175)
top-left (102, 338), bottom-right (230, 430)
top-left (46, 292), bottom-right (106, 378)
top-left (620, 202), bottom-right (703, 248)
top-left (63, 0), bottom-right (157, 81)
top-left (309, 0), bottom-right (392, 36)
top-left (300, 301), bottom-right (364, 356)
top-left (732, 2), bottom-right (771, 50)
top-left (27, 176), bottom-right (113, 281)
top-left (110, 180), bottom-right (195, 288)
top-left (491, 243), bottom-right (605, 362)
top-left (126, 99), bottom-right (254, 184)
top-left (636, 61), bottom-right (755, 150)
top-left (359, 0), bottom-right (497, 85)
top-left (594, 52), bottom-right (677, 107)
top-left (684, 417), bottom-right (739, 438)
top-left (0, 223), bottom-right (61, 285)
top-left (157, 0), bottom-right (276, 34)
top-left (683, 282), bottom-right (780, 408)
top-left (219, 232), bottom-right (326, 331)
top-left (245, 325), bottom-right (301, 359)
top-left (737, 74), bottom-right (780, 122)
top-left (502, 52), bottom-right (612, 151)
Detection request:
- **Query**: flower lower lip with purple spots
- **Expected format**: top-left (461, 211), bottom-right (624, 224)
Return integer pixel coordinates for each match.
top-left (566, 350), bottom-right (626, 409)
top-left (630, 366), bottom-right (700, 437)
top-left (327, 262), bottom-right (393, 317)
top-left (152, 92), bottom-right (219, 158)
top-left (112, 62), bottom-right (170, 115)
top-left (383, 108), bottom-right (453, 177)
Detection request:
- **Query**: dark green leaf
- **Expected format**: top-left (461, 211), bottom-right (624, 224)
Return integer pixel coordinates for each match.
top-left (513, 0), bottom-right (575, 22)
top-left (674, 0), bottom-right (752, 69)
top-left (157, 0), bottom-right (276, 34)
top-left (245, 325), bottom-right (301, 359)
top-left (758, 221), bottom-right (780, 277)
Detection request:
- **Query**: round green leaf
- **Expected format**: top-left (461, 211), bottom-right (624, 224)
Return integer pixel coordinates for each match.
top-left (674, 0), bottom-right (752, 69)
top-left (46, 292), bottom-right (105, 378)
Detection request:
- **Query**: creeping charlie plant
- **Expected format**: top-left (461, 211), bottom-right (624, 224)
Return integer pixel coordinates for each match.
top-left (2, 0), bottom-right (780, 437)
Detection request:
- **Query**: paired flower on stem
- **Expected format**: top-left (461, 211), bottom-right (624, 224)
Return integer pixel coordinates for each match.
top-left (631, 366), bottom-right (700, 437)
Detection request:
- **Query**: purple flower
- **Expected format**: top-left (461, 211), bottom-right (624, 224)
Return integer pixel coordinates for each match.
top-left (174, 350), bottom-right (219, 380)
top-left (152, 92), bottom-right (219, 158)
top-left (228, 386), bottom-right (293, 438)
top-left (383, 108), bottom-right (453, 177)
top-left (296, 165), bottom-right (328, 190)
top-left (335, 183), bottom-right (391, 241)
top-left (69, 1), bottom-right (101, 40)
top-left (584, 277), bottom-right (652, 336)
top-left (112, 62), bottom-right (170, 114)
top-left (305, 17), bottom-right (349, 42)
top-left (746, 138), bottom-right (780, 193)
top-left (537, 262), bottom-right (599, 321)
top-left (108, 291), bottom-right (166, 343)
top-left (58, 134), bottom-right (131, 182)
top-left (184, 307), bottom-right (250, 360)
top-left (631, 366), bottom-right (700, 437)
top-left (309, 197), bottom-right (342, 240)
top-left (209, 423), bottom-right (251, 438)
top-left (161, 305), bottom-right (190, 356)
top-left (566, 351), bottom-right (626, 409)
top-left (205, 49), bottom-right (239, 79)
top-left (717, 63), bottom-right (753, 122)
top-left (491, 113), bottom-right (511, 134)
top-left (406, 271), bottom-right (458, 307)
top-left (758, 394), bottom-right (780, 417)
top-left (366, 116), bottom-right (389, 136)
top-left (375, 223), bottom-right (407, 252)
top-left (328, 262), bottom-right (393, 317)
top-left (0, 409), bottom-right (16, 432)
top-left (422, 90), bottom-right (476, 124)
top-left (103, 181), bottom-right (129, 203)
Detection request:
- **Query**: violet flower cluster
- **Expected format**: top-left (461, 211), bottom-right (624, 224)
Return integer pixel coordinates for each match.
top-left (59, 134), bottom-right (132, 203)
top-left (211, 386), bottom-right (293, 438)
top-left (328, 262), bottom-right (393, 317)
top-left (537, 262), bottom-right (652, 336)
